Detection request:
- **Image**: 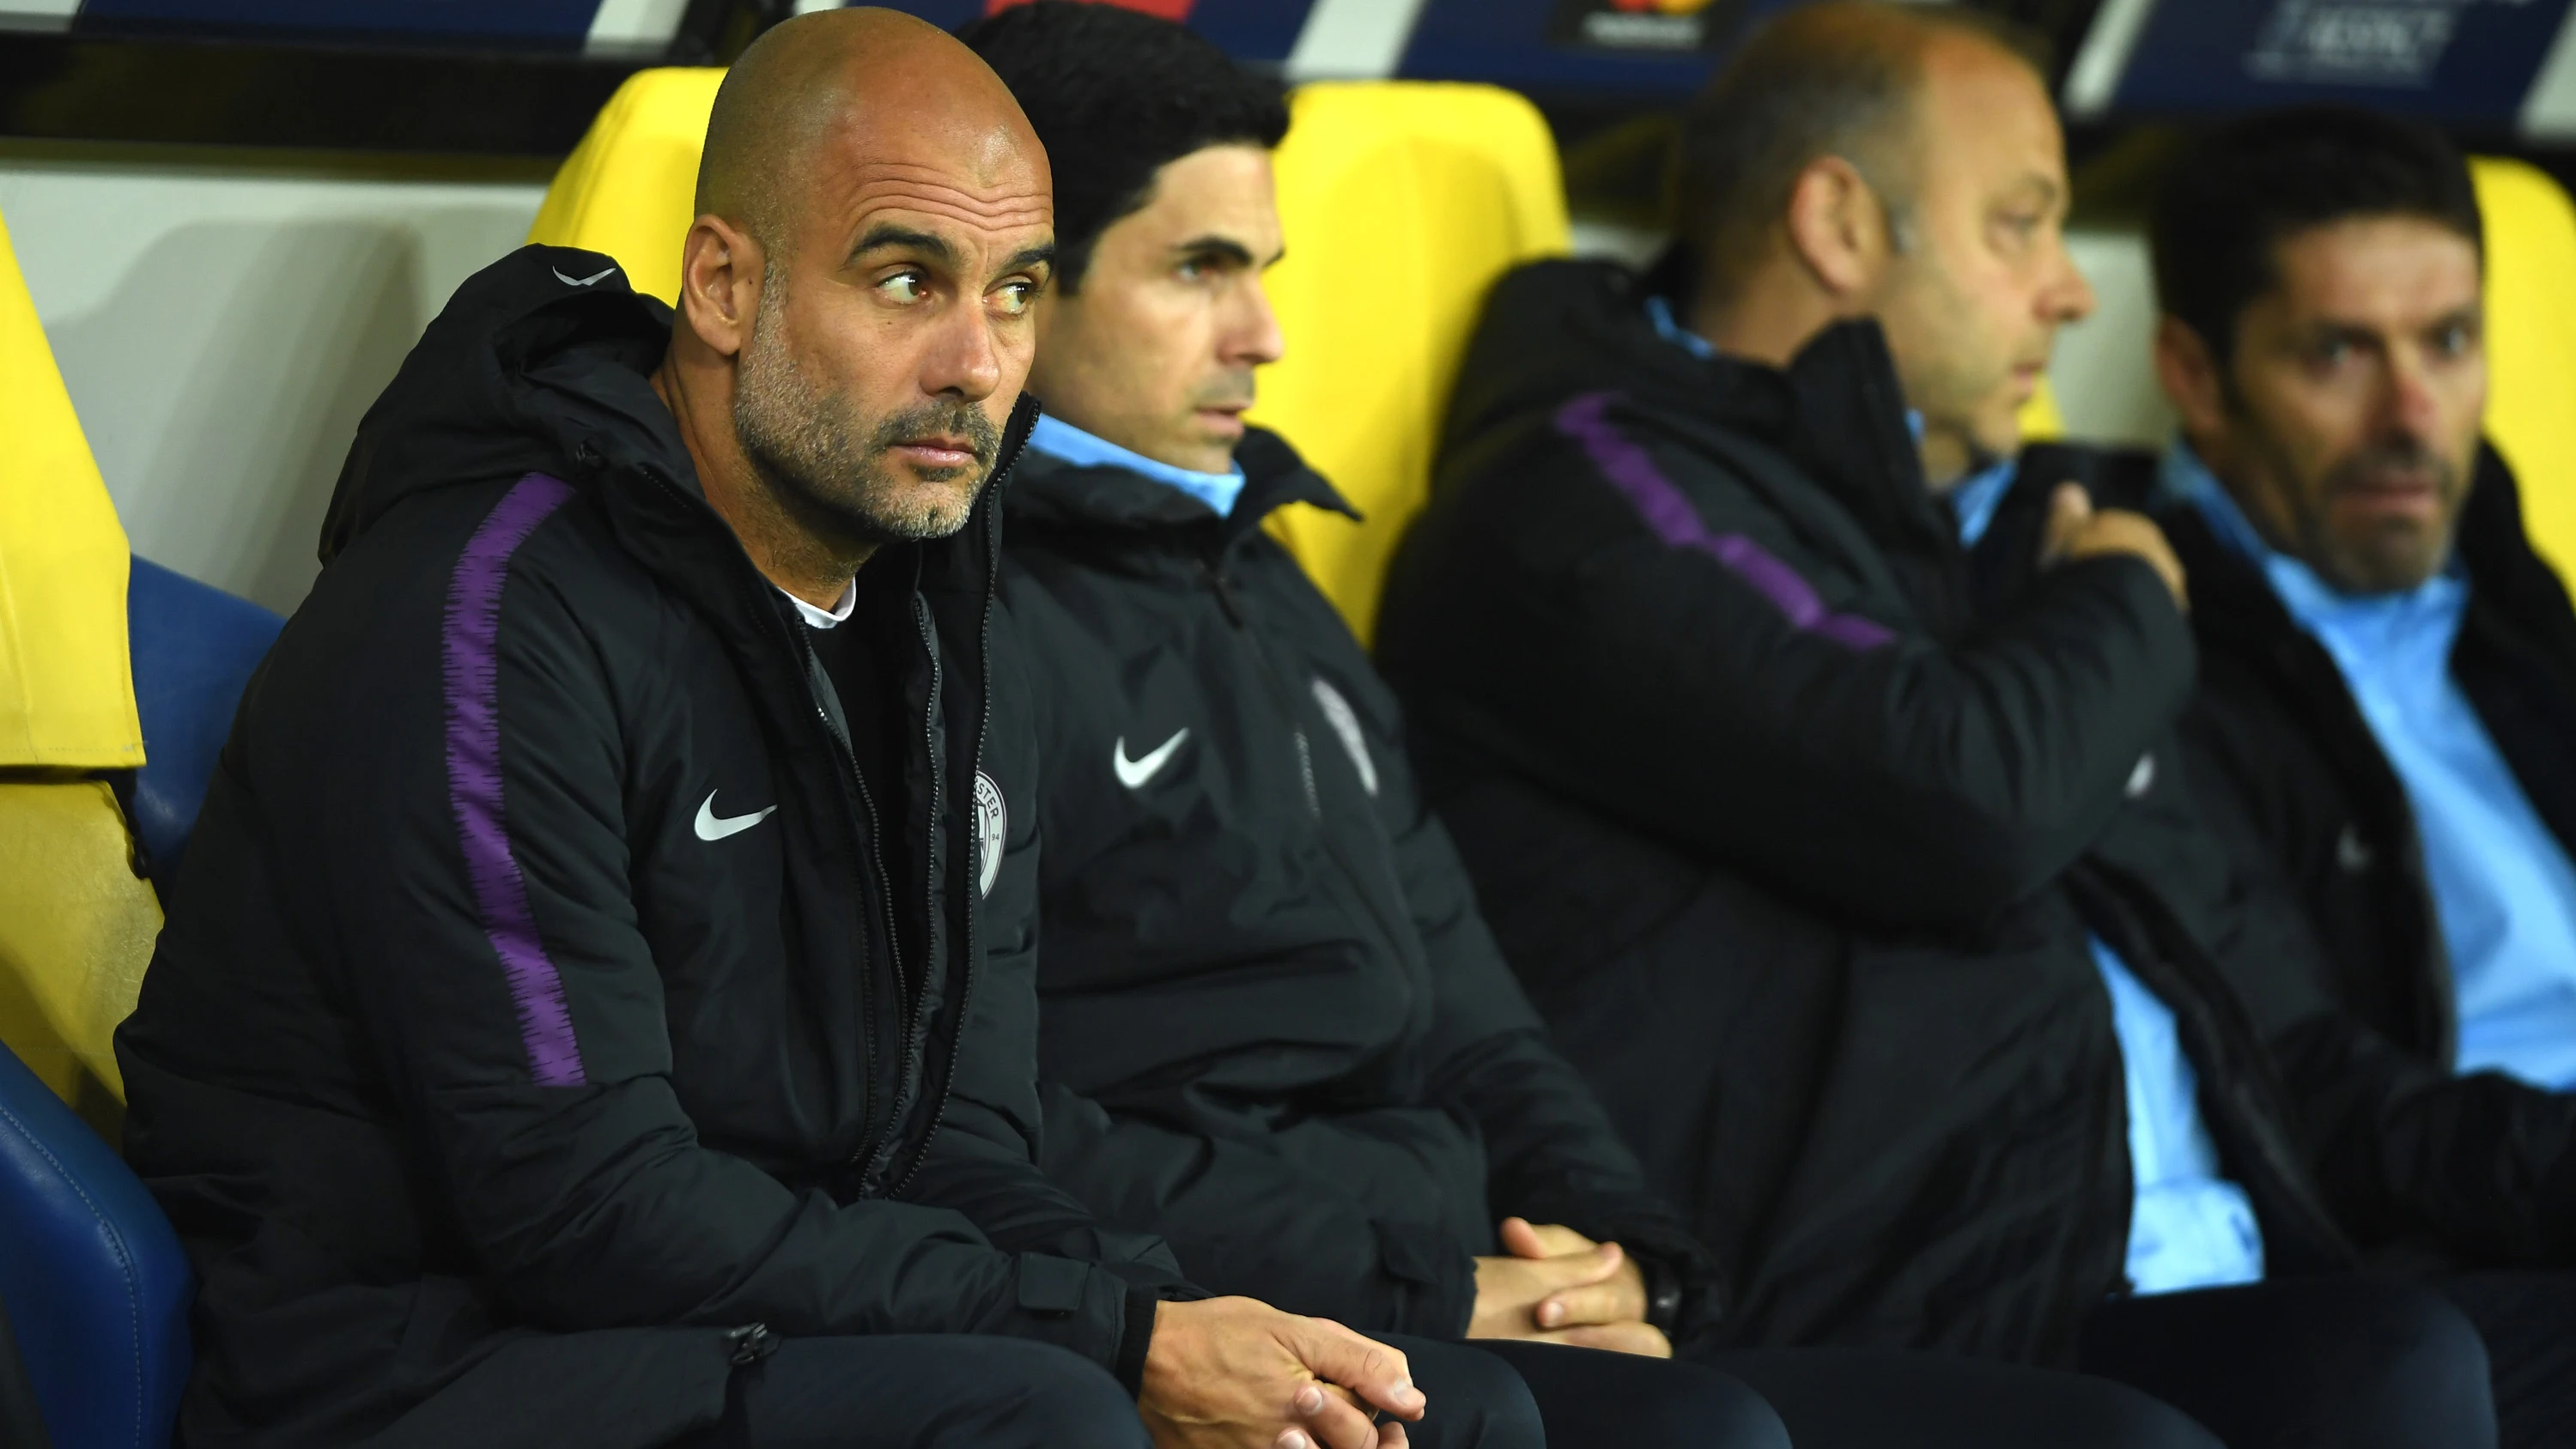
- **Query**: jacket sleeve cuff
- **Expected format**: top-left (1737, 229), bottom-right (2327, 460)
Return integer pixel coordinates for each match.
top-left (1115, 1287), bottom-right (1162, 1397)
top-left (1373, 1219), bottom-right (1481, 1337)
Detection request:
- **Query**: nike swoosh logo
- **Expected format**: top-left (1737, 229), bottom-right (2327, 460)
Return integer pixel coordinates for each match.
top-left (552, 264), bottom-right (618, 287)
top-left (1113, 729), bottom-right (1189, 790)
top-left (694, 790), bottom-right (777, 841)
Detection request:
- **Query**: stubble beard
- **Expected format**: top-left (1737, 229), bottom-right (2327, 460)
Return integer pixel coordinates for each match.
top-left (731, 276), bottom-right (1003, 551)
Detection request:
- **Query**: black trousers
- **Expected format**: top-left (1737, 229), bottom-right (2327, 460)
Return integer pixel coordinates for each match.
top-left (690, 1334), bottom-right (1149, 1449)
top-left (2436, 1270), bottom-right (2576, 1449)
top-left (2079, 1274), bottom-right (2497, 1449)
top-left (1708, 1346), bottom-right (2223, 1449)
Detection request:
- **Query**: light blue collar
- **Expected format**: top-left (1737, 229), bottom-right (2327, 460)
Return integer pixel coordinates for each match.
top-left (1644, 294), bottom-right (1716, 361)
top-left (2161, 440), bottom-right (2465, 626)
top-left (1948, 456), bottom-right (2020, 548)
top-left (1026, 413), bottom-right (1246, 518)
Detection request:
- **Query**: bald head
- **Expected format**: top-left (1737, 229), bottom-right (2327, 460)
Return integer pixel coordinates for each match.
top-left (696, 7), bottom-right (1048, 266)
top-left (1678, 1), bottom-right (2047, 300)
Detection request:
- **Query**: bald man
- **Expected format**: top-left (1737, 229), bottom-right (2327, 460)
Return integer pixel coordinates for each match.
top-left (115, 13), bottom-right (1473, 1449)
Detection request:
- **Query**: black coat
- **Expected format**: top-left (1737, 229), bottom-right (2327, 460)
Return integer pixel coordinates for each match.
top-left (1376, 258), bottom-right (2354, 1363)
top-left (114, 247), bottom-right (1190, 1449)
top-left (999, 433), bottom-right (1725, 1343)
top-left (2148, 447), bottom-right (2576, 1264)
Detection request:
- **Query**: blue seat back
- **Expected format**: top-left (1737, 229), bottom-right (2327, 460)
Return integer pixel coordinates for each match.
top-left (125, 556), bottom-right (283, 890)
top-left (0, 1042), bottom-right (191, 1448)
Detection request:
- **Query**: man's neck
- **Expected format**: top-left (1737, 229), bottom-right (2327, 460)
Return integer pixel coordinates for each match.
top-left (1686, 258), bottom-right (1837, 373)
top-left (1686, 264), bottom-right (1959, 488)
top-left (651, 354), bottom-right (872, 609)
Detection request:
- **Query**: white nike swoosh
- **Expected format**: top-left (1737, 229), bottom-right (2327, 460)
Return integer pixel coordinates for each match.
top-left (552, 264), bottom-right (618, 287)
top-left (1113, 729), bottom-right (1189, 790)
top-left (694, 790), bottom-right (777, 841)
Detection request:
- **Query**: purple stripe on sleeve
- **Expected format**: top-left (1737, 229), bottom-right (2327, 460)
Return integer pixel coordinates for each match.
top-left (1554, 391), bottom-right (1896, 652)
top-left (443, 471), bottom-right (587, 1088)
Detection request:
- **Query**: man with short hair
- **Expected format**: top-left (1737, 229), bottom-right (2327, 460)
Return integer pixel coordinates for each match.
top-left (962, 6), bottom-right (2228, 1449)
top-left (1378, 5), bottom-right (2509, 1446)
top-left (114, 12), bottom-right (1467, 1449)
top-left (2145, 106), bottom-right (2576, 1447)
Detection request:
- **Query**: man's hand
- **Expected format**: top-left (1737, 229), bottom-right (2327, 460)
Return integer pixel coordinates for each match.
top-left (1139, 1297), bottom-right (1425, 1449)
top-left (1467, 1217), bottom-right (1671, 1357)
top-left (2040, 482), bottom-right (2188, 608)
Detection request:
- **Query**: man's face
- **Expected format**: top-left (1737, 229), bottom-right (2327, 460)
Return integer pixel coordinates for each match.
top-left (1866, 40), bottom-right (2095, 486)
top-left (732, 119), bottom-right (1054, 547)
top-left (2174, 217), bottom-right (2484, 594)
top-left (1026, 143), bottom-right (1285, 476)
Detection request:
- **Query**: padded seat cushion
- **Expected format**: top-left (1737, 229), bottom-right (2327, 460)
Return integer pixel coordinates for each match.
top-left (0, 1040), bottom-right (190, 1449)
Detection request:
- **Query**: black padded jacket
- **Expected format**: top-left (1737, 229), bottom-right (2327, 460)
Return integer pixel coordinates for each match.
top-left (2140, 446), bottom-right (2576, 1265)
top-left (114, 247), bottom-right (1193, 1449)
top-left (999, 433), bottom-right (1728, 1347)
top-left (1376, 258), bottom-right (2356, 1363)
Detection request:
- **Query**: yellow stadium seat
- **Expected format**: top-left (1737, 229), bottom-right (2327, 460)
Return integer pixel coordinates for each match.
top-left (1247, 82), bottom-right (1570, 640)
top-left (527, 67), bottom-right (726, 305)
top-left (2019, 375), bottom-right (2065, 443)
top-left (0, 207), bottom-right (160, 1114)
top-left (2472, 157), bottom-right (2576, 585)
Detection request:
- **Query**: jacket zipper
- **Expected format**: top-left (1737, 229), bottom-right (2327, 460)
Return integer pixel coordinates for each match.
top-left (890, 415), bottom-right (1025, 1197)
top-left (641, 463), bottom-right (902, 1177)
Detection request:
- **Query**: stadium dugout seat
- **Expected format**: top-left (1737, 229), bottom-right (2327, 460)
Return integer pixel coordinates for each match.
top-left (0, 1040), bottom-right (191, 1449)
top-left (0, 207), bottom-right (194, 1449)
top-left (2470, 156), bottom-right (2576, 585)
top-left (526, 66), bottom-right (726, 307)
top-left (125, 560), bottom-right (284, 900)
top-left (0, 207), bottom-right (159, 1116)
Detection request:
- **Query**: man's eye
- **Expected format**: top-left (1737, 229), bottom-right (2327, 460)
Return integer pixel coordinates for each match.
top-left (993, 281), bottom-right (1035, 317)
top-left (2312, 338), bottom-right (2354, 368)
top-left (2433, 324), bottom-right (2476, 357)
top-left (1177, 258), bottom-right (1206, 282)
top-left (878, 272), bottom-right (927, 303)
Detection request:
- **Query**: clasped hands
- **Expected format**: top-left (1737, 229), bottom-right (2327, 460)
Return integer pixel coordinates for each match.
top-left (1467, 1216), bottom-right (1672, 1357)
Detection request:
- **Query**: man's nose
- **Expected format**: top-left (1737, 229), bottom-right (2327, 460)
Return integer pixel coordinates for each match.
top-left (1224, 276), bottom-right (1286, 370)
top-left (2044, 238), bottom-right (2097, 325)
top-left (924, 305), bottom-right (1005, 401)
top-left (2383, 353), bottom-right (2445, 441)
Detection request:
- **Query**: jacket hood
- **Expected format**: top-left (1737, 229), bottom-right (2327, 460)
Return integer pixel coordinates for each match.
top-left (1446, 257), bottom-right (1943, 552)
top-left (321, 245), bottom-right (684, 564)
top-left (1005, 423), bottom-right (1354, 542)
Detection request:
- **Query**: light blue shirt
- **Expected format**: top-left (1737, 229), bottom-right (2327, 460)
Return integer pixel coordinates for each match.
top-left (1660, 291), bottom-right (2266, 1294)
top-left (1026, 413), bottom-right (1246, 518)
top-left (2167, 445), bottom-right (2576, 1091)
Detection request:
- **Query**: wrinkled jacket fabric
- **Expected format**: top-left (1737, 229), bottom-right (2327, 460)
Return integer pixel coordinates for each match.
top-left (999, 433), bottom-right (1726, 1344)
top-left (2142, 448), bottom-right (2576, 1264)
top-left (1376, 258), bottom-right (2353, 1362)
top-left (115, 247), bottom-right (1188, 1449)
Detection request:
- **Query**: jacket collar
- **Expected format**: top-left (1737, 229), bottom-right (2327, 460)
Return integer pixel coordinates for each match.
top-left (1005, 421), bottom-right (1355, 547)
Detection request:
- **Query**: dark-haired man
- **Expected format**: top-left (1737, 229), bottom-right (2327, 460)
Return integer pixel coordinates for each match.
top-left (960, 5), bottom-right (2238, 1449)
top-left (1378, 5), bottom-right (2511, 1446)
top-left (2147, 106), bottom-right (2576, 1446)
top-left (113, 12), bottom-right (1454, 1449)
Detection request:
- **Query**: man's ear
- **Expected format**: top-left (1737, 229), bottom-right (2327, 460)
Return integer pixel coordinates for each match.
top-left (2153, 314), bottom-right (2229, 440)
top-left (676, 214), bottom-right (762, 360)
top-left (1783, 155), bottom-right (1890, 301)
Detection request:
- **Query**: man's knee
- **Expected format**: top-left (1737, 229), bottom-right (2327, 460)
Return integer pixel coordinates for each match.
top-left (1385, 1337), bottom-right (1546, 1449)
top-left (2324, 1276), bottom-right (2495, 1439)
top-left (933, 1338), bottom-right (1148, 1449)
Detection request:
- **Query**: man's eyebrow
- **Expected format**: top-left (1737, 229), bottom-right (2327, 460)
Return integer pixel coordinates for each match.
top-left (1174, 234), bottom-right (1261, 268)
top-left (999, 242), bottom-right (1056, 276)
top-left (848, 224), bottom-right (956, 266)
